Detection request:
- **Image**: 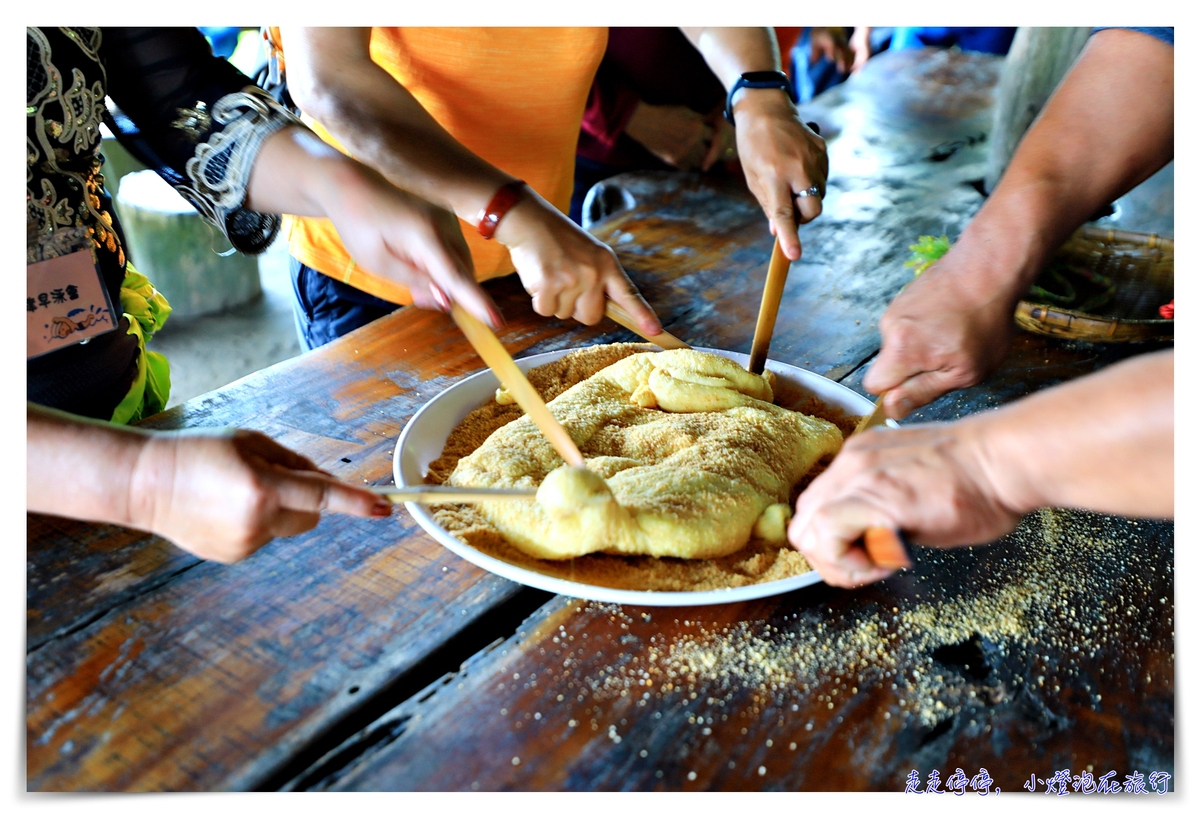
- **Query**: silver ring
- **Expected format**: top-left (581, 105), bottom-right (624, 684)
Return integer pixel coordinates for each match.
top-left (795, 185), bottom-right (822, 199)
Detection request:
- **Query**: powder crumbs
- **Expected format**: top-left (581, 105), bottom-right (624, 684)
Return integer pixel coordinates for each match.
top-left (423, 343), bottom-right (862, 592)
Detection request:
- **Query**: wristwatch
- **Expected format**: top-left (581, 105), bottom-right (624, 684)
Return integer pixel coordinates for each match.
top-left (724, 70), bottom-right (798, 124)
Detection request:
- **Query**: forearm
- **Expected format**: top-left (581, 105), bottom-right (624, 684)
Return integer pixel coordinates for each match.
top-left (975, 350), bottom-right (1173, 518)
top-left (27, 404), bottom-right (149, 528)
top-left (682, 27), bottom-right (780, 90)
top-left (281, 28), bottom-right (509, 221)
top-left (932, 176), bottom-right (1073, 309)
top-left (683, 27), bottom-right (792, 126)
top-left (244, 125), bottom-right (377, 217)
top-left (952, 29), bottom-right (1174, 297)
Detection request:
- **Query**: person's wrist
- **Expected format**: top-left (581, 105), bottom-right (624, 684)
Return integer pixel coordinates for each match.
top-left (126, 433), bottom-right (176, 535)
top-left (730, 85), bottom-right (797, 125)
top-left (475, 179), bottom-right (526, 240)
top-left (308, 155), bottom-right (382, 221)
top-left (941, 217), bottom-right (1046, 311)
top-left (623, 101), bottom-right (657, 146)
top-left (968, 174), bottom-right (1078, 290)
top-left (491, 186), bottom-right (558, 247)
top-left (963, 411), bottom-right (1041, 517)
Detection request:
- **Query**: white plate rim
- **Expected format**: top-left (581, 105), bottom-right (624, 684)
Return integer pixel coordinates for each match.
top-left (393, 346), bottom-right (892, 606)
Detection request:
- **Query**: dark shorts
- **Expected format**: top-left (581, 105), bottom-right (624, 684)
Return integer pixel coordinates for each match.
top-left (289, 257), bottom-right (401, 350)
top-left (27, 313), bottom-right (139, 420)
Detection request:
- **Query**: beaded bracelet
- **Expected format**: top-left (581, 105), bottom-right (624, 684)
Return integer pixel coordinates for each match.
top-left (476, 180), bottom-right (526, 239)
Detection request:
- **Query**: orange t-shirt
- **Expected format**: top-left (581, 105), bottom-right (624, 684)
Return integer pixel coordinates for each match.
top-left (282, 27), bottom-right (608, 305)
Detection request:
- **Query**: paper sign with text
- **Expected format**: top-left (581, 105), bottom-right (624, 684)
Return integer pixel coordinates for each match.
top-left (27, 249), bottom-right (117, 359)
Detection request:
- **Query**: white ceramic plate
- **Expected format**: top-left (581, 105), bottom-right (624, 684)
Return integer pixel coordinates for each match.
top-left (393, 347), bottom-right (891, 606)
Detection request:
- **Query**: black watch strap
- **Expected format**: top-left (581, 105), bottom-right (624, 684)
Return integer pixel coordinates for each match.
top-left (724, 70), bottom-right (798, 124)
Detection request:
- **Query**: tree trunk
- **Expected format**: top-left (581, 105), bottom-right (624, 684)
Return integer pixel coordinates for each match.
top-left (115, 170), bottom-right (262, 319)
top-left (985, 27), bottom-right (1093, 192)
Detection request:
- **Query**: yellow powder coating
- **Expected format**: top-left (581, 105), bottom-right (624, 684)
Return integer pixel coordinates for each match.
top-left (425, 343), bottom-right (860, 591)
top-left (424, 343), bottom-right (859, 591)
top-left (448, 349), bottom-right (843, 561)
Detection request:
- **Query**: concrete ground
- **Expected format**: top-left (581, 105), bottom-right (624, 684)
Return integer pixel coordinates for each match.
top-left (147, 238), bottom-right (301, 408)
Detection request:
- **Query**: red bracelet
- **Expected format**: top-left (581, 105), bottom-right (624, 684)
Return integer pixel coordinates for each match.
top-left (476, 180), bottom-right (525, 239)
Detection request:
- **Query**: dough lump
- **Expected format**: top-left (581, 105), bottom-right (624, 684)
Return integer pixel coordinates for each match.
top-left (449, 349), bottom-right (843, 560)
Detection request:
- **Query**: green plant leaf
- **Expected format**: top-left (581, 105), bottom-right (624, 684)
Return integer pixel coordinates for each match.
top-left (905, 235), bottom-right (951, 276)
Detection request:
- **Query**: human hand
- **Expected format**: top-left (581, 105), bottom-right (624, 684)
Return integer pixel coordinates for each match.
top-left (731, 90), bottom-right (828, 260)
top-left (863, 250), bottom-right (1018, 419)
top-left (495, 187), bottom-right (662, 337)
top-left (788, 420), bottom-right (1022, 588)
top-left (701, 114), bottom-right (739, 171)
top-left (129, 428), bottom-right (393, 563)
top-left (809, 27), bottom-right (854, 74)
top-left (848, 27), bottom-right (874, 73)
top-left (624, 101), bottom-right (715, 171)
top-left (323, 163), bottom-right (503, 328)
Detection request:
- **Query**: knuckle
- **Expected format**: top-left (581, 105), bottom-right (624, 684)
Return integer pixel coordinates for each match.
top-left (231, 540), bottom-right (258, 561)
top-left (223, 525), bottom-right (261, 560)
top-left (841, 435), bottom-right (871, 454)
top-left (885, 319), bottom-right (921, 351)
top-left (237, 479), bottom-right (274, 521)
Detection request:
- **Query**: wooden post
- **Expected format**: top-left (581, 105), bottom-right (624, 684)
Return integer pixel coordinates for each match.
top-left (115, 170), bottom-right (262, 319)
top-left (984, 27), bottom-right (1093, 192)
top-left (99, 131), bottom-right (147, 198)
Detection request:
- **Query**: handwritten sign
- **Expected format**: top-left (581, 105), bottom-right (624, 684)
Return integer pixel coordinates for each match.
top-left (27, 249), bottom-right (116, 359)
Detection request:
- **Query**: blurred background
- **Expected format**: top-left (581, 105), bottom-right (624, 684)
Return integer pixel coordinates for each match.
top-left (109, 26), bottom-right (1168, 409)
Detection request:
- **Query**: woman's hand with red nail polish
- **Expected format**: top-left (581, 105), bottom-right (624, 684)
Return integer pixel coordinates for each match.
top-left (312, 156), bottom-right (501, 327)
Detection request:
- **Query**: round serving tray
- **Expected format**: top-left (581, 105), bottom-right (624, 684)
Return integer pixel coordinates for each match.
top-left (393, 346), bottom-right (891, 606)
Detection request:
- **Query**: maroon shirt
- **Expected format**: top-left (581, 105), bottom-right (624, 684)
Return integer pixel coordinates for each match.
top-left (577, 28), bottom-right (725, 169)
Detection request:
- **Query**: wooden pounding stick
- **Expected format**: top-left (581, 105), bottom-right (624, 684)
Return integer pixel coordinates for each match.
top-left (747, 237), bottom-right (792, 375)
top-left (852, 394), bottom-right (890, 435)
top-left (749, 121), bottom-right (824, 374)
top-left (604, 301), bottom-right (691, 350)
top-left (743, 226), bottom-right (910, 568)
top-left (846, 393), bottom-right (913, 570)
top-left (450, 305), bottom-right (586, 468)
top-left (744, 230), bottom-right (906, 567)
top-left (367, 485), bottom-right (537, 504)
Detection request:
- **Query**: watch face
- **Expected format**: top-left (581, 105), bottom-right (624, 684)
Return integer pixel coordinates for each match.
top-left (741, 70), bottom-right (789, 84)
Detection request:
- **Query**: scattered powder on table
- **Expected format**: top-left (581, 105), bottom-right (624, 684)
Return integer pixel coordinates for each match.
top-left (553, 508), bottom-right (1171, 728)
top-left (424, 343), bottom-right (861, 592)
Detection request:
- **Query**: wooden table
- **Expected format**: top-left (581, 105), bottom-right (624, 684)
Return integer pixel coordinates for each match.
top-left (27, 48), bottom-right (1173, 793)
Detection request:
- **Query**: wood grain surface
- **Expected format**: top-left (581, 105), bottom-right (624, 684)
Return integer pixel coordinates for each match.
top-left (299, 339), bottom-right (1173, 792)
top-left (303, 513), bottom-right (1172, 792)
top-left (27, 48), bottom-right (1173, 792)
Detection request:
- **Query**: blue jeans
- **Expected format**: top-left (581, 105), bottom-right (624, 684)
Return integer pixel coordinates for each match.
top-left (289, 256), bottom-right (401, 351)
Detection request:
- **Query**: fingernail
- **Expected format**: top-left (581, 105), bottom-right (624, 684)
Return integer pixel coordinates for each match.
top-left (430, 283), bottom-right (452, 312)
top-left (372, 500), bottom-right (393, 517)
top-left (488, 305), bottom-right (506, 330)
top-left (895, 397), bottom-right (912, 417)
